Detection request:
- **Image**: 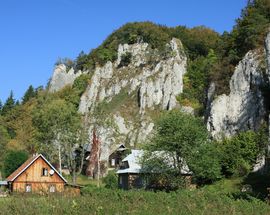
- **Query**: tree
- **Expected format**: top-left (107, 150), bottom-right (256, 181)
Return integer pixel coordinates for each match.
top-left (33, 98), bottom-right (79, 171)
top-left (2, 91), bottom-right (16, 115)
top-left (3, 150), bottom-right (28, 178)
top-left (22, 85), bottom-right (36, 104)
top-left (187, 142), bottom-right (221, 185)
top-left (220, 131), bottom-right (265, 177)
top-left (0, 100), bottom-right (2, 115)
top-left (0, 123), bottom-right (10, 178)
top-left (142, 110), bottom-right (219, 189)
top-left (33, 96), bottom-right (88, 184)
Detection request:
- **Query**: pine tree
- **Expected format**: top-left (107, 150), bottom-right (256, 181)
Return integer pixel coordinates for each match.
top-left (2, 91), bottom-right (16, 115)
top-left (0, 100), bottom-right (2, 115)
top-left (22, 85), bottom-right (36, 104)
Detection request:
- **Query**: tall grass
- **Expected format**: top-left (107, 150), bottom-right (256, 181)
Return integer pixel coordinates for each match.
top-left (0, 180), bottom-right (269, 215)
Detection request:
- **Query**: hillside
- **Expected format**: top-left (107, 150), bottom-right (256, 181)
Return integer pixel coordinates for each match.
top-left (0, 0), bottom-right (270, 190)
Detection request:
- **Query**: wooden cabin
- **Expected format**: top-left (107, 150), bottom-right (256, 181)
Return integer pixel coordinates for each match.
top-left (6, 154), bottom-right (67, 193)
top-left (108, 144), bottom-right (128, 169)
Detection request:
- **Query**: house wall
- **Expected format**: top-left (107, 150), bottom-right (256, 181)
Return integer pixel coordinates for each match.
top-left (118, 173), bottom-right (143, 190)
top-left (12, 157), bottom-right (65, 193)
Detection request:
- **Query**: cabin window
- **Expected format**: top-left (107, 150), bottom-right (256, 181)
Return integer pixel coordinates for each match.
top-left (25, 184), bottom-right (31, 192)
top-left (119, 176), bottom-right (123, 185)
top-left (42, 168), bottom-right (48, 176)
top-left (111, 159), bottom-right (115, 166)
top-left (49, 185), bottom-right (56, 193)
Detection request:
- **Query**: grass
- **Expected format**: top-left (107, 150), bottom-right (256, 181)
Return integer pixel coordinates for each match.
top-left (0, 178), bottom-right (269, 215)
top-left (64, 174), bottom-right (103, 187)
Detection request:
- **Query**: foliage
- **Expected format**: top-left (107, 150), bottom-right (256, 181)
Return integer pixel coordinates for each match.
top-left (3, 150), bottom-right (28, 177)
top-left (0, 124), bottom-right (10, 172)
top-left (180, 49), bottom-right (218, 113)
top-left (1, 91), bottom-right (16, 116)
top-left (22, 85), bottom-right (37, 104)
top-left (188, 142), bottom-right (222, 185)
top-left (102, 170), bottom-right (118, 189)
top-left (118, 52), bottom-right (132, 67)
top-left (142, 110), bottom-right (220, 188)
top-left (171, 25), bottom-right (220, 60)
top-left (210, 0), bottom-right (270, 95)
top-left (0, 181), bottom-right (269, 215)
top-left (72, 22), bottom-right (220, 71)
top-left (55, 58), bottom-right (74, 71)
top-left (141, 151), bottom-right (185, 191)
top-left (219, 130), bottom-right (266, 177)
top-left (72, 74), bottom-right (90, 96)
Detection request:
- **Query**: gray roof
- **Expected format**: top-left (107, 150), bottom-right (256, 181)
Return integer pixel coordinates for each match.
top-left (117, 150), bottom-right (192, 175)
top-left (0, 181), bottom-right (7, 185)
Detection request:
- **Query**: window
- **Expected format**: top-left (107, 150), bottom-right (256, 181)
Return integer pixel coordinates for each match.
top-left (49, 185), bottom-right (56, 193)
top-left (42, 168), bottom-right (48, 176)
top-left (119, 176), bottom-right (123, 185)
top-left (111, 159), bottom-right (115, 167)
top-left (25, 184), bottom-right (31, 192)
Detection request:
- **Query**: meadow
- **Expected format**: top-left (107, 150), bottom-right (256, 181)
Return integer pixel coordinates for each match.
top-left (0, 178), bottom-right (269, 215)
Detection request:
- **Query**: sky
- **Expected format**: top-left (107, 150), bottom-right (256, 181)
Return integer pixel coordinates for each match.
top-left (0, 0), bottom-right (247, 102)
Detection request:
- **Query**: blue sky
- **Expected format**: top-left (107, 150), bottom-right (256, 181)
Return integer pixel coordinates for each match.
top-left (0, 0), bottom-right (247, 102)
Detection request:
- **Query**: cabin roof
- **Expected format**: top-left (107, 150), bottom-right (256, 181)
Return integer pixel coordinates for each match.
top-left (6, 154), bottom-right (67, 183)
top-left (117, 150), bottom-right (192, 175)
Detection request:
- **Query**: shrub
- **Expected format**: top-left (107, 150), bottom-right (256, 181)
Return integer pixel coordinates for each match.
top-left (102, 170), bottom-right (118, 189)
top-left (118, 52), bottom-right (132, 67)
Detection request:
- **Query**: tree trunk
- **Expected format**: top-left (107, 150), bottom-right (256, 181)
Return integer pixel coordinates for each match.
top-left (58, 144), bottom-right (62, 175)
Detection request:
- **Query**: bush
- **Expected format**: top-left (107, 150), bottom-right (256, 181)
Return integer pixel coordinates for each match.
top-left (102, 170), bottom-right (118, 189)
top-left (72, 74), bottom-right (90, 95)
top-left (118, 52), bottom-right (132, 67)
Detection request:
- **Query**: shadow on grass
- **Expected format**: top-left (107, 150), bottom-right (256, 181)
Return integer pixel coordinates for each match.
top-left (242, 172), bottom-right (270, 200)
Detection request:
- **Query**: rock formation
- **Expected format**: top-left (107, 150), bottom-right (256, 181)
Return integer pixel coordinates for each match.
top-left (49, 38), bottom-right (187, 161)
top-left (207, 51), bottom-right (266, 138)
top-left (49, 64), bottom-right (84, 92)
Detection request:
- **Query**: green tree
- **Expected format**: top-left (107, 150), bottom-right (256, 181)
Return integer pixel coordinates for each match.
top-left (0, 100), bottom-right (2, 115)
top-left (22, 85), bottom-right (36, 104)
top-left (188, 142), bottom-right (221, 184)
top-left (3, 150), bottom-right (28, 178)
top-left (2, 91), bottom-right (16, 115)
top-left (142, 110), bottom-right (219, 189)
top-left (220, 131), bottom-right (265, 177)
top-left (102, 170), bottom-right (118, 189)
top-left (0, 124), bottom-right (10, 178)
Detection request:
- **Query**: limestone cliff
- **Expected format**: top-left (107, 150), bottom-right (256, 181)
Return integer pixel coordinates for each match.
top-left (207, 35), bottom-right (269, 138)
top-left (49, 38), bottom-right (187, 161)
top-left (49, 64), bottom-right (85, 92)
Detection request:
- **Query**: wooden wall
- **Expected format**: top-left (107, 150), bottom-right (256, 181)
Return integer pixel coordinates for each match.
top-left (12, 157), bottom-right (65, 193)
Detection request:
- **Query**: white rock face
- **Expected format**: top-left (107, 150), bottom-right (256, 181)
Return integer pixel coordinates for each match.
top-left (207, 51), bottom-right (265, 138)
top-left (49, 64), bottom-right (84, 92)
top-left (78, 38), bottom-right (187, 160)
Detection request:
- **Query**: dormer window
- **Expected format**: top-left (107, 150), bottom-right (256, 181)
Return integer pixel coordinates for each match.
top-left (42, 168), bottom-right (48, 176)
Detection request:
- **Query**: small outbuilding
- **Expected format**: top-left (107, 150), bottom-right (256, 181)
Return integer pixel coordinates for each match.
top-left (117, 150), bottom-right (192, 190)
top-left (108, 144), bottom-right (128, 169)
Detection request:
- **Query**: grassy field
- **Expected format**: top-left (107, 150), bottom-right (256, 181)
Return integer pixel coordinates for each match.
top-left (0, 178), bottom-right (270, 215)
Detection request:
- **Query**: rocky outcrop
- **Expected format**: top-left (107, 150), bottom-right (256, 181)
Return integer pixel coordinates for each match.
top-left (49, 64), bottom-right (84, 92)
top-left (207, 51), bottom-right (266, 138)
top-left (78, 38), bottom-right (187, 160)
